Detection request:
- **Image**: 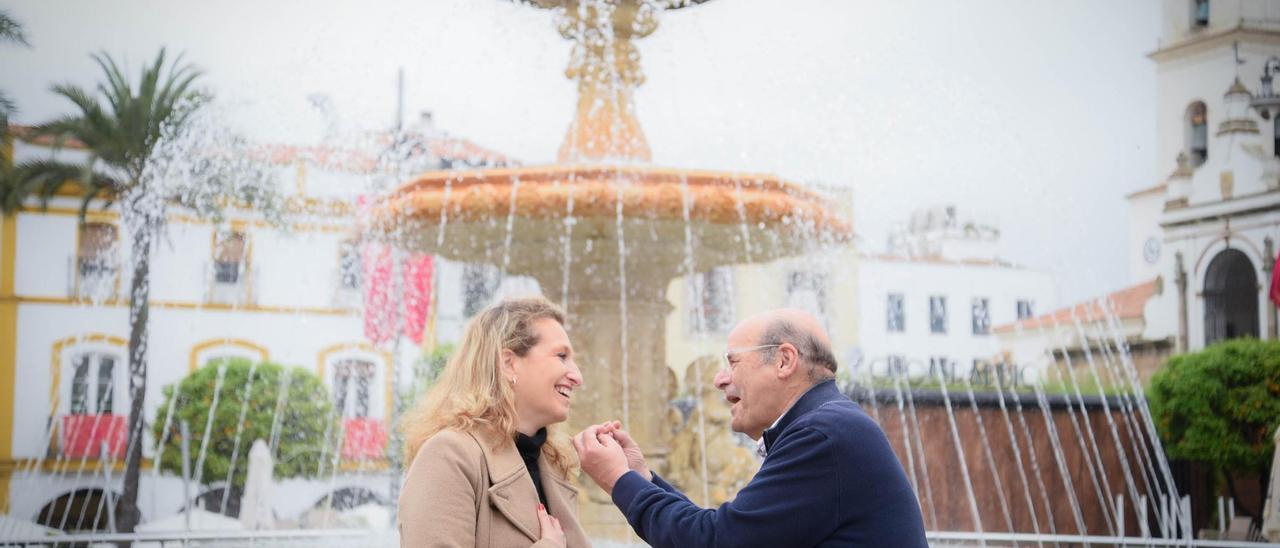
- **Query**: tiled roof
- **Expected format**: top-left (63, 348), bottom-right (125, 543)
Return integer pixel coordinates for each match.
top-left (993, 278), bottom-right (1158, 334)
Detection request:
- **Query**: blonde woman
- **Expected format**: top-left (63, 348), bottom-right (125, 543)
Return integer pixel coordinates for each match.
top-left (399, 297), bottom-right (589, 547)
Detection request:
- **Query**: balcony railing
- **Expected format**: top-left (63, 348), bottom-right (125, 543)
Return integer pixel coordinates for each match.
top-left (61, 414), bottom-right (126, 459)
top-left (341, 418), bottom-right (387, 460)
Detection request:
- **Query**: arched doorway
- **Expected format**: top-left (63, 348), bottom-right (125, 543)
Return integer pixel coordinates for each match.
top-left (36, 488), bottom-right (117, 532)
top-left (1204, 248), bottom-right (1259, 345)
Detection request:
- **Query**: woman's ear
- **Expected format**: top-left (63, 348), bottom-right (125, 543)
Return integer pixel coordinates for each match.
top-left (500, 348), bottom-right (517, 382)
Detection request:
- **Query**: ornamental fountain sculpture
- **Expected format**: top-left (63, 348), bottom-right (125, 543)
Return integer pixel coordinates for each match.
top-left (369, 0), bottom-right (849, 538)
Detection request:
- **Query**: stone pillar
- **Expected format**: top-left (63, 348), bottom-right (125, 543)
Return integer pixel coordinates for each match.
top-left (1176, 252), bottom-right (1189, 353)
top-left (1266, 237), bottom-right (1277, 340)
top-left (536, 268), bottom-right (676, 541)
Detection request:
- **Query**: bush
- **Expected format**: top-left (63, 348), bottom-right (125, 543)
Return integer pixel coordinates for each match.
top-left (1149, 338), bottom-right (1280, 521)
top-left (1149, 338), bottom-right (1280, 470)
top-left (151, 359), bottom-right (336, 495)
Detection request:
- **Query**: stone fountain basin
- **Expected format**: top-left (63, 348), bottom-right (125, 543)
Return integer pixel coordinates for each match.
top-left (368, 163), bottom-right (851, 282)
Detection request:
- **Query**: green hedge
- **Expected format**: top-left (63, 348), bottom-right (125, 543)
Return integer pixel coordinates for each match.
top-left (1149, 338), bottom-right (1280, 473)
top-left (151, 358), bottom-right (335, 490)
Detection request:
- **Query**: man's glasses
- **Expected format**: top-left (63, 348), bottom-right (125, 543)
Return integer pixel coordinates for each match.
top-left (721, 344), bottom-right (783, 370)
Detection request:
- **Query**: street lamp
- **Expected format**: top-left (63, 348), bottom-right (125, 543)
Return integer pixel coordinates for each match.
top-left (1251, 56), bottom-right (1280, 119)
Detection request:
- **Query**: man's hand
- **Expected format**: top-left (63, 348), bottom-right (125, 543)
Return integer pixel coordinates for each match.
top-left (572, 424), bottom-right (630, 495)
top-left (599, 421), bottom-right (652, 482)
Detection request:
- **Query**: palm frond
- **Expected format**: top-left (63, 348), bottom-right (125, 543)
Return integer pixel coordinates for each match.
top-left (3, 159), bottom-right (90, 213)
top-left (0, 10), bottom-right (30, 47)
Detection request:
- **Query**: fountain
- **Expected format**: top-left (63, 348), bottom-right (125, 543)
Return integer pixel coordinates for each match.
top-left (368, 0), bottom-right (850, 538)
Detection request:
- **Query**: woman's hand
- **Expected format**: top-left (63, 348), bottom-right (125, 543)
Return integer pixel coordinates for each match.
top-left (537, 503), bottom-right (566, 548)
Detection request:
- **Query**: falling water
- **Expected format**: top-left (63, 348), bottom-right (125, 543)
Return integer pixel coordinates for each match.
top-left (219, 361), bottom-right (260, 514)
top-left (1087, 317), bottom-right (1165, 534)
top-left (434, 177), bottom-right (453, 249)
top-left (960, 375), bottom-right (1016, 540)
top-left (1068, 309), bottom-right (1143, 533)
top-left (891, 364), bottom-right (938, 529)
top-left (1043, 320), bottom-right (1117, 535)
top-left (731, 179), bottom-right (754, 261)
top-left (1100, 302), bottom-right (1185, 536)
top-left (267, 367), bottom-right (294, 457)
top-left (1029, 377), bottom-right (1090, 540)
top-left (191, 362), bottom-right (229, 492)
top-left (991, 382), bottom-right (1046, 546)
top-left (498, 175), bottom-right (521, 281)
top-left (559, 171), bottom-right (578, 310)
top-left (678, 174), bottom-right (712, 505)
top-left (149, 381), bottom-right (180, 519)
top-left (932, 366), bottom-right (986, 543)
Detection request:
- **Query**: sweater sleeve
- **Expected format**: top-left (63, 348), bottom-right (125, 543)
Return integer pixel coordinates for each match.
top-left (611, 427), bottom-right (838, 548)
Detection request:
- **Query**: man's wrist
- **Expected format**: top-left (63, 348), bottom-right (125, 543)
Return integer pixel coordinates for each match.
top-left (599, 467), bottom-right (631, 495)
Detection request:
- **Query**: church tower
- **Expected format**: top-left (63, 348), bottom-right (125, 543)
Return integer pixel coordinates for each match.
top-left (1137, 0), bottom-right (1280, 350)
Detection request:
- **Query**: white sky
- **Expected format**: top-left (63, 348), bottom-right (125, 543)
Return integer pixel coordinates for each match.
top-left (1, 0), bottom-right (1161, 303)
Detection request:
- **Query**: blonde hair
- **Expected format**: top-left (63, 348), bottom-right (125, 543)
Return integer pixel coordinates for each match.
top-left (400, 296), bottom-right (576, 479)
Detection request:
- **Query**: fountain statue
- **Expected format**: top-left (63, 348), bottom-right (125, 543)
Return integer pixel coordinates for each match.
top-left (370, 0), bottom-right (849, 538)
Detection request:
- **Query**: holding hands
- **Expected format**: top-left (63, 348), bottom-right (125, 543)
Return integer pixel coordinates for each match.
top-left (572, 421), bottom-right (651, 495)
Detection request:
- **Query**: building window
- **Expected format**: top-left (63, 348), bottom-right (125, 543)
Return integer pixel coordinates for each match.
top-left (1192, 0), bottom-right (1209, 27)
top-left (333, 359), bottom-right (374, 419)
top-left (785, 271), bottom-right (828, 322)
top-left (929, 296), bottom-right (947, 334)
top-left (972, 298), bottom-right (991, 335)
top-left (1187, 102), bottom-right (1208, 166)
top-left (928, 356), bottom-right (953, 382)
top-left (1016, 299), bottom-right (1034, 320)
top-left (338, 239), bottom-right (362, 291)
top-left (213, 231), bottom-right (248, 284)
top-left (1273, 118), bottom-right (1279, 158)
top-left (690, 267), bottom-right (734, 334)
top-left (886, 293), bottom-right (905, 332)
top-left (70, 353), bottom-right (117, 415)
top-left (76, 223), bottom-right (118, 299)
top-left (463, 263), bottom-right (499, 317)
top-left (886, 355), bottom-right (907, 379)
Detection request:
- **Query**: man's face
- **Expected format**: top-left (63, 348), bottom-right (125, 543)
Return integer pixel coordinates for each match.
top-left (713, 324), bottom-right (782, 440)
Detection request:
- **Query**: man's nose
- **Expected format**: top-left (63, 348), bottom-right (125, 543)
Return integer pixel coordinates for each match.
top-left (713, 367), bottom-right (730, 391)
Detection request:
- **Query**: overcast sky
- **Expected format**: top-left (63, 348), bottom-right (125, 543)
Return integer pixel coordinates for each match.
top-left (1, 0), bottom-right (1160, 304)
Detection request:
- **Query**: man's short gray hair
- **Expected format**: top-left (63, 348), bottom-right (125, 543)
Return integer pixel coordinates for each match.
top-left (758, 318), bottom-right (838, 382)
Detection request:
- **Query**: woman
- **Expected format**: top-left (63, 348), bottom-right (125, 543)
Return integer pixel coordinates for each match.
top-left (399, 297), bottom-right (589, 547)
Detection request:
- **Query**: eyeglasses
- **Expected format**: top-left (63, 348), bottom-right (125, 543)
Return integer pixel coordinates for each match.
top-left (721, 344), bottom-right (783, 371)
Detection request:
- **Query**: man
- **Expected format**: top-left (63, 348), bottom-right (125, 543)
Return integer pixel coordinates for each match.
top-left (574, 309), bottom-right (928, 547)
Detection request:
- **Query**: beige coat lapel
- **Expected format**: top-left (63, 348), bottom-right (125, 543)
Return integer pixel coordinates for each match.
top-left (474, 428), bottom-right (541, 544)
top-left (541, 453), bottom-right (589, 548)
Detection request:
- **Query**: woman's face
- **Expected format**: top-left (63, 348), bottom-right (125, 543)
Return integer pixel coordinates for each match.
top-left (509, 318), bottom-right (582, 433)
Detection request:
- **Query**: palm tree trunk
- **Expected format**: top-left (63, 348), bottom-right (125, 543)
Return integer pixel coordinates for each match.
top-left (115, 221), bottom-right (152, 534)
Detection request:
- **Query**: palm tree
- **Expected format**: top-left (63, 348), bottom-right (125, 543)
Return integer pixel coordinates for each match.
top-left (5, 49), bottom-right (277, 533)
top-left (1, 8), bottom-right (30, 171)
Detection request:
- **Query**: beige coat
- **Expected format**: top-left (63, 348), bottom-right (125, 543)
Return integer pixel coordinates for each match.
top-left (399, 427), bottom-right (590, 548)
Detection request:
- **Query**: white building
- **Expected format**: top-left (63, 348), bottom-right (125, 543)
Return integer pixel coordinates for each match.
top-left (997, 0), bottom-right (1280, 386)
top-left (0, 117), bottom-right (513, 529)
top-left (1138, 0), bottom-right (1280, 352)
top-left (857, 206), bottom-right (1057, 384)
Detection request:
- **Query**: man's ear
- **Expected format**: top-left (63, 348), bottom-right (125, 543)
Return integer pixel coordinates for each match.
top-left (776, 343), bottom-right (800, 379)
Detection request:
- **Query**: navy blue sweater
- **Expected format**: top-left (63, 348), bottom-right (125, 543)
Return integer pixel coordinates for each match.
top-left (611, 380), bottom-right (928, 547)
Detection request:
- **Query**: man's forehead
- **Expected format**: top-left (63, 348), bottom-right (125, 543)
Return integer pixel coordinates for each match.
top-left (727, 316), bottom-right (768, 346)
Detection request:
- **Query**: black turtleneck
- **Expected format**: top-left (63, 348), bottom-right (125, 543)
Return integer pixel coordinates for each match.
top-left (515, 428), bottom-right (549, 508)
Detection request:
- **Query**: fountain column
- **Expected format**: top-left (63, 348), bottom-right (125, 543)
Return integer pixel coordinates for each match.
top-left (536, 259), bottom-right (678, 539)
